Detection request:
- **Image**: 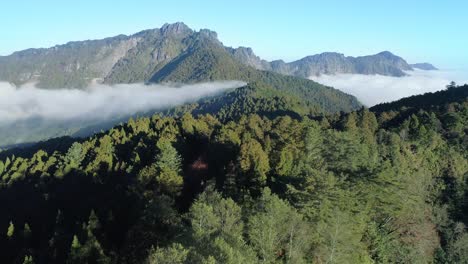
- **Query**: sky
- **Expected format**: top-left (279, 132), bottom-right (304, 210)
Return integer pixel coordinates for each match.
top-left (1, 0), bottom-right (467, 70)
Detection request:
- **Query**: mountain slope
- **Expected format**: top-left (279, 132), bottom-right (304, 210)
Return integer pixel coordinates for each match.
top-left (148, 32), bottom-right (361, 113)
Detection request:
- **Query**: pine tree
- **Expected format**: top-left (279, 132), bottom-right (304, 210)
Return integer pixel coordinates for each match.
top-left (247, 188), bottom-right (310, 263)
top-left (22, 255), bottom-right (34, 264)
top-left (87, 210), bottom-right (100, 233)
top-left (67, 235), bottom-right (83, 264)
top-left (0, 160), bottom-right (4, 176)
top-left (154, 140), bottom-right (183, 195)
top-left (223, 161), bottom-right (238, 199)
top-left (147, 243), bottom-right (189, 264)
top-left (7, 221), bottom-right (14, 238)
top-left (23, 223), bottom-right (31, 239)
top-left (71, 235), bottom-right (81, 249)
top-left (238, 138), bottom-right (270, 192)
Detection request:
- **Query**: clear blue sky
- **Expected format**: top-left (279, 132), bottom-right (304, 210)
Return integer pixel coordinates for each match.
top-left (1, 0), bottom-right (467, 70)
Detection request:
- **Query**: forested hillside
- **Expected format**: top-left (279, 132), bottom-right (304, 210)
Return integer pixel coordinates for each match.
top-left (0, 85), bottom-right (466, 263)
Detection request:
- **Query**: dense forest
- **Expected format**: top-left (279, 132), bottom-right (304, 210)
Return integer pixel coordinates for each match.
top-left (0, 84), bottom-right (467, 263)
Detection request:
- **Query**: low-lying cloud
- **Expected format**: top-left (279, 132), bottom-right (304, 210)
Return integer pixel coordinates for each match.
top-left (0, 81), bottom-right (246, 125)
top-left (310, 69), bottom-right (468, 106)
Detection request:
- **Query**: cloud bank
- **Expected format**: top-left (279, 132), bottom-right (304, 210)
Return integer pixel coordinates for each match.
top-left (310, 69), bottom-right (468, 106)
top-left (0, 81), bottom-right (246, 125)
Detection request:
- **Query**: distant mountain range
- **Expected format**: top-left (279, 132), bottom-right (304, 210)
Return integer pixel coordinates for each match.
top-left (0, 22), bottom-right (437, 88)
top-left (231, 48), bottom-right (437, 78)
top-left (410, 63), bottom-right (439, 71)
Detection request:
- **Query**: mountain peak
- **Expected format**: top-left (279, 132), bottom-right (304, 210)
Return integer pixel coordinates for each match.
top-left (236, 47), bottom-right (255, 55)
top-left (160, 22), bottom-right (192, 35)
top-left (376, 51), bottom-right (397, 58)
top-left (319, 52), bottom-right (344, 56)
top-left (198, 28), bottom-right (219, 40)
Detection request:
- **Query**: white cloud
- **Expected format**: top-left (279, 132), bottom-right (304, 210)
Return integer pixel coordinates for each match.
top-left (0, 81), bottom-right (246, 125)
top-left (310, 69), bottom-right (468, 106)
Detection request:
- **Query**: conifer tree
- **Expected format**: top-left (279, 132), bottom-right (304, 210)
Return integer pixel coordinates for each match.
top-left (7, 221), bottom-right (14, 238)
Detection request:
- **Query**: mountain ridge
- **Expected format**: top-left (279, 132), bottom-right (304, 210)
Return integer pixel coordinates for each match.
top-left (0, 22), bottom-right (437, 88)
top-left (232, 48), bottom-right (437, 78)
top-left (410, 62), bottom-right (439, 70)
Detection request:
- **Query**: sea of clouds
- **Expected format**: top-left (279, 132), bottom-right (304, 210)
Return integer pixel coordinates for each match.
top-left (0, 81), bottom-right (246, 125)
top-left (310, 69), bottom-right (468, 106)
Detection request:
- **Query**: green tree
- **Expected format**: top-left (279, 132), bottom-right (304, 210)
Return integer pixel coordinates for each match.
top-left (7, 221), bottom-right (14, 237)
top-left (22, 255), bottom-right (34, 264)
top-left (190, 190), bottom-right (243, 241)
top-left (138, 140), bottom-right (183, 196)
top-left (0, 160), bottom-right (4, 176)
top-left (146, 243), bottom-right (189, 264)
top-left (65, 142), bottom-right (86, 169)
top-left (155, 140), bottom-right (183, 195)
top-left (248, 188), bottom-right (310, 263)
top-left (67, 235), bottom-right (83, 264)
top-left (67, 212), bottom-right (110, 264)
top-left (238, 138), bottom-right (270, 192)
top-left (23, 223), bottom-right (32, 240)
top-left (446, 81), bottom-right (457, 90)
top-left (188, 190), bottom-right (257, 263)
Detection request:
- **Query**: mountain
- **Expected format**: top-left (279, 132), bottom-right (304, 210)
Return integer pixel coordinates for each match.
top-left (0, 23), bottom-right (359, 114)
top-left (234, 50), bottom-right (409, 77)
top-left (0, 23), bottom-right (195, 88)
top-left (230, 48), bottom-right (434, 77)
top-left (0, 23), bottom-right (436, 89)
top-left (410, 63), bottom-right (439, 70)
